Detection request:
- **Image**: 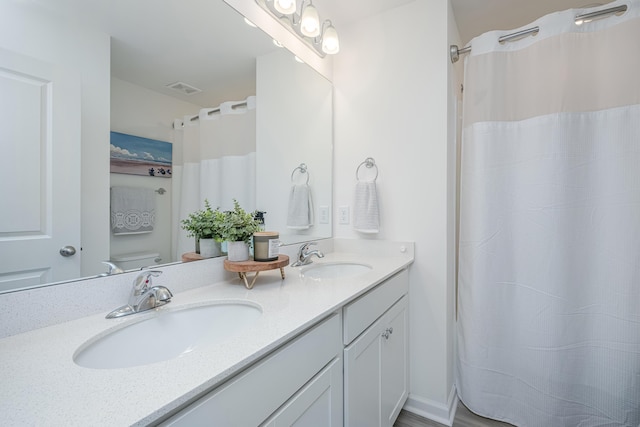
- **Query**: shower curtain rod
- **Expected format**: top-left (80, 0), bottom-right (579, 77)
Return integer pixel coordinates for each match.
top-left (172, 101), bottom-right (249, 128)
top-left (449, 4), bottom-right (628, 63)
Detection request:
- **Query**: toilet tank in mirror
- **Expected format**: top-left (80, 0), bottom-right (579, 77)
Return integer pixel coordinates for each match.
top-left (0, 0), bottom-right (332, 294)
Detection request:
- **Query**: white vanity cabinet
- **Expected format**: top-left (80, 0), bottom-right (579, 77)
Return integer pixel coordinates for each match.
top-left (157, 268), bottom-right (409, 427)
top-left (343, 269), bottom-right (409, 427)
top-left (159, 313), bottom-right (342, 427)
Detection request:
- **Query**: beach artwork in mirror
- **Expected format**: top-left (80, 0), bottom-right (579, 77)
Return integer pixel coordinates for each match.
top-left (110, 132), bottom-right (173, 178)
top-left (0, 0), bottom-right (332, 293)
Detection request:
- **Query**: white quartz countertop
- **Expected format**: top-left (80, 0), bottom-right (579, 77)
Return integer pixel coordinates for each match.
top-left (0, 250), bottom-right (413, 426)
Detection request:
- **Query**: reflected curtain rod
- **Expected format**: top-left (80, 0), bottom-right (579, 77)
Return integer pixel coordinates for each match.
top-left (188, 101), bottom-right (249, 123)
top-left (449, 4), bottom-right (628, 63)
top-left (172, 101), bottom-right (250, 128)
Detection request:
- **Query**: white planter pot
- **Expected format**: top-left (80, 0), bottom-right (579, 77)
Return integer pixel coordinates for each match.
top-left (227, 241), bottom-right (250, 262)
top-left (199, 238), bottom-right (221, 258)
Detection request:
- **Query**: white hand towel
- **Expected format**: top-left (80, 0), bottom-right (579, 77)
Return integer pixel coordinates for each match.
top-left (354, 181), bottom-right (379, 233)
top-left (110, 186), bottom-right (156, 235)
top-left (287, 184), bottom-right (313, 229)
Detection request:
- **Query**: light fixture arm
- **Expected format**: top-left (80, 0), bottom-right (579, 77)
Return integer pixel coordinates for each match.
top-left (317, 19), bottom-right (332, 41)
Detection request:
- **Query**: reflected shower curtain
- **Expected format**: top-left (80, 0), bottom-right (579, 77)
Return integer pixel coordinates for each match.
top-left (172, 98), bottom-right (256, 259)
top-left (456, 1), bottom-right (640, 426)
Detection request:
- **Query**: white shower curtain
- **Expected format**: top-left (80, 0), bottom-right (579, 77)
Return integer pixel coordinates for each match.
top-left (457, 1), bottom-right (640, 426)
top-left (172, 97), bottom-right (256, 259)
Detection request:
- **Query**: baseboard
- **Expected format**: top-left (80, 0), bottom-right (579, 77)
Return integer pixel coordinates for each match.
top-left (402, 386), bottom-right (458, 426)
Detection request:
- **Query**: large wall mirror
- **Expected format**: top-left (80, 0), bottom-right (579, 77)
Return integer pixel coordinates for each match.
top-left (0, 0), bottom-right (332, 293)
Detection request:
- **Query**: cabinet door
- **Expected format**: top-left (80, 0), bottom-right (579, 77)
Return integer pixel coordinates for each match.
top-left (262, 357), bottom-right (343, 427)
top-left (344, 296), bottom-right (408, 427)
top-left (381, 296), bottom-right (408, 425)
top-left (344, 315), bottom-right (383, 427)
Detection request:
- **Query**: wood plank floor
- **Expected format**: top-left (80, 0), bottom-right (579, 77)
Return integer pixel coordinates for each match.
top-left (394, 401), bottom-right (515, 427)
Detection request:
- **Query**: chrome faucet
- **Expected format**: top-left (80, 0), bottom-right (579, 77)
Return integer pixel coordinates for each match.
top-left (106, 270), bottom-right (173, 319)
top-left (291, 242), bottom-right (325, 267)
top-left (99, 261), bottom-right (124, 276)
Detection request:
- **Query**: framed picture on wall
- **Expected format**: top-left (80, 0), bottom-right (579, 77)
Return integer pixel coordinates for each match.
top-left (110, 131), bottom-right (173, 178)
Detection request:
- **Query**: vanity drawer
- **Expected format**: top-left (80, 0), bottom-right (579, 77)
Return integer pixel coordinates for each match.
top-left (159, 313), bottom-right (341, 427)
top-left (342, 269), bottom-right (408, 345)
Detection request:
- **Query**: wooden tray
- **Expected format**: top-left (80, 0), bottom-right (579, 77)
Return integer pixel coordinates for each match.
top-left (224, 254), bottom-right (290, 289)
top-left (181, 252), bottom-right (203, 262)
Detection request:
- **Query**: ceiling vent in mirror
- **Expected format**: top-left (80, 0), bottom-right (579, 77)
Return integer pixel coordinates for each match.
top-left (165, 81), bottom-right (202, 95)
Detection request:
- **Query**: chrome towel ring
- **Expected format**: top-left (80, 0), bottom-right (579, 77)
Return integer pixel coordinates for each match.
top-left (356, 157), bottom-right (378, 182)
top-left (291, 163), bottom-right (310, 185)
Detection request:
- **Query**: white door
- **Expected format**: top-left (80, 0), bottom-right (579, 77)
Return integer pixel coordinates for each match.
top-left (0, 48), bottom-right (81, 292)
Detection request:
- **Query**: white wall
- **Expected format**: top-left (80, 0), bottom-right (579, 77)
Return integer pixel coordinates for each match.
top-left (333, 0), bottom-right (460, 422)
top-left (110, 77), bottom-right (201, 264)
top-left (0, 2), bottom-right (111, 278)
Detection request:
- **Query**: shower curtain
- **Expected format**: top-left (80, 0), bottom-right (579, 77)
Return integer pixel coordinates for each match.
top-left (456, 1), bottom-right (640, 426)
top-left (172, 97), bottom-right (256, 259)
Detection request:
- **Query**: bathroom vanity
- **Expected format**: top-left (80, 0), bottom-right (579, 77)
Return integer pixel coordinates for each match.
top-left (0, 240), bottom-right (413, 426)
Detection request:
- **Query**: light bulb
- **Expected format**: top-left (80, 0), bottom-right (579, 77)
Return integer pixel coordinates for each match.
top-left (300, 3), bottom-right (320, 37)
top-left (274, 0), bottom-right (296, 14)
top-left (321, 23), bottom-right (339, 54)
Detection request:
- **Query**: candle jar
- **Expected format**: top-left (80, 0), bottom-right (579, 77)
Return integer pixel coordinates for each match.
top-left (253, 232), bottom-right (280, 262)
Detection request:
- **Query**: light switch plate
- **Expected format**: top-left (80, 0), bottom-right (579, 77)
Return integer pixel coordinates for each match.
top-left (338, 206), bottom-right (350, 225)
top-left (319, 206), bottom-right (329, 224)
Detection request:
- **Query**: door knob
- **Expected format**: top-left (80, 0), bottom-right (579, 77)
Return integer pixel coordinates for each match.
top-left (59, 246), bottom-right (77, 257)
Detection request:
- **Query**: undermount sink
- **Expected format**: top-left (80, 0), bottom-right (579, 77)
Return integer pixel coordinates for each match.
top-left (74, 302), bottom-right (262, 369)
top-left (301, 262), bottom-right (372, 280)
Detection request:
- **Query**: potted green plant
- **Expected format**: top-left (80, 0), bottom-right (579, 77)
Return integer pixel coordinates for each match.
top-left (180, 199), bottom-right (225, 258)
top-left (220, 199), bottom-right (262, 262)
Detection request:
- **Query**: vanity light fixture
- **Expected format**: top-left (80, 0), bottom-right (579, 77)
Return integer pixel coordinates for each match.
top-left (255, 0), bottom-right (340, 57)
top-left (274, 0), bottom-right (296, 14)
top-left (320, 20), bottom-right (339, 54)
top-left (299, 1), bottom-right (320, 37)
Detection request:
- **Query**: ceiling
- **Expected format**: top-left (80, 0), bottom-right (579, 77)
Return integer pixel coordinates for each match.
top-left (31, 0), bottom-right (614, 106)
